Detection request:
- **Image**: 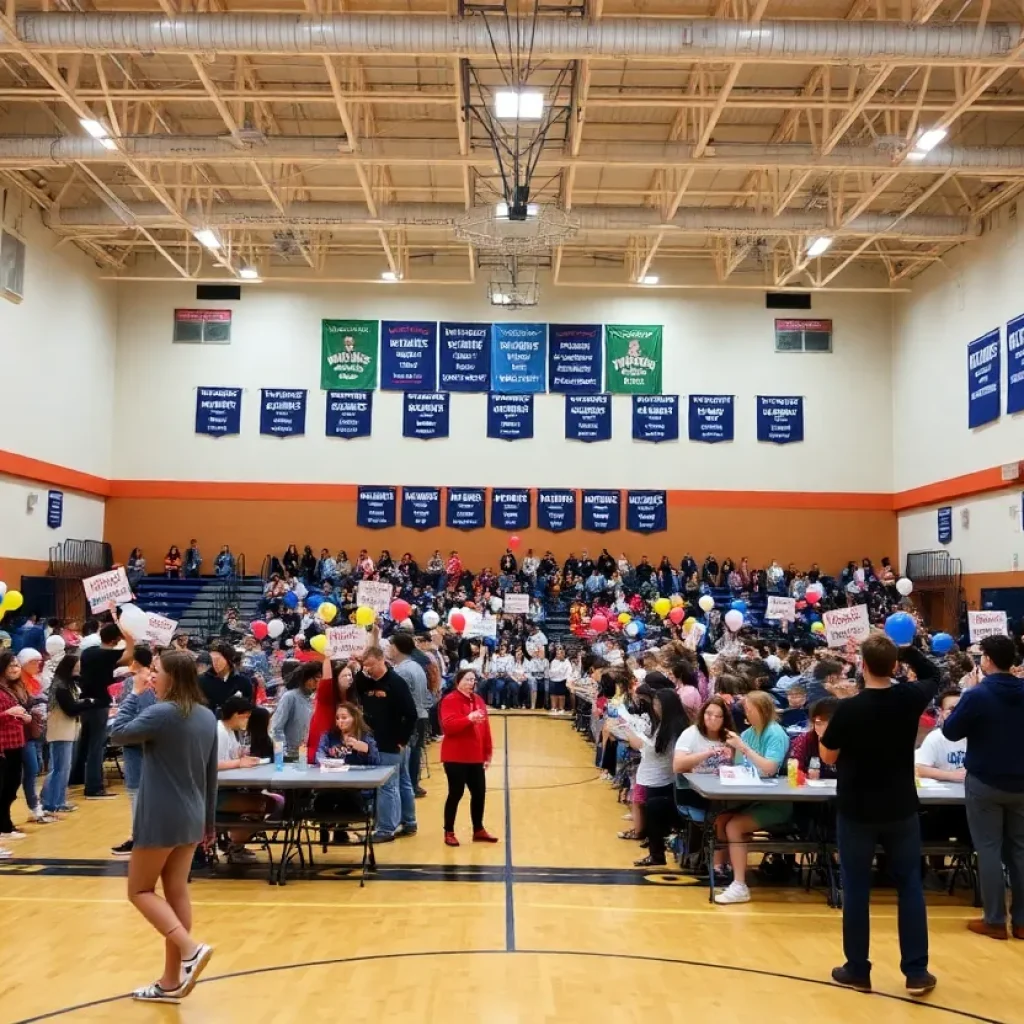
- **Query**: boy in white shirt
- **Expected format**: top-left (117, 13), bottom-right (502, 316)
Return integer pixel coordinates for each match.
top-left (915, 689), bottom-right (967, 782)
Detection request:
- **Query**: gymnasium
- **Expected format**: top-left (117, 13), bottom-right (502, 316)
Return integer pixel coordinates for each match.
top-left (2, 0), bottom-right (1024, 1021)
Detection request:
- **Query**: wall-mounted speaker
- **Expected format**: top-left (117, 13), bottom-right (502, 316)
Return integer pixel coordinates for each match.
top-left (196, 284), bottom-right (241, 301)
top-left (766, 292), bottom-right (812, 310)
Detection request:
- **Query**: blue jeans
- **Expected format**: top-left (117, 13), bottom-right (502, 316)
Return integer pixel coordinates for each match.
top-left (41, 740), bottom-right (74, 813)
top-left (376, 747), bottom-right (416, 836)
top-left (22, 740), bottom-right (41, 811)
top-left (79, 704), bottom-right (109, 796)
top-left (837, 812), bottom-right (929, 979)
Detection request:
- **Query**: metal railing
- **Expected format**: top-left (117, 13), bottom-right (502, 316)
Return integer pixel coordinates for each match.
top-left (904, 549), bottom-right (964, 632)
top-left (48, 539), bottom-right (113, 621)
top-left (201, 552), bottom-right (246, 639)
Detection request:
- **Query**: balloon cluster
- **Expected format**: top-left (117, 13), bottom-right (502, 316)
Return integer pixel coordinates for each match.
top-left (0, 581), bottom-right (24, 620)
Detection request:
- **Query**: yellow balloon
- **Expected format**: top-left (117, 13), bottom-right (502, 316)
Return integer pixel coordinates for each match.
top-left (811, 621), bottom-right (825, 634)
top-left (683, 617), bottom-right (696, 632)
top-left (3, 590), bottom-right (23, 613)
top-left (355, 605), bottom-right (376, 627)
top-left (653, 597), bottom-right (671, 618)
top-left (317, 601), bottom-right (338, 624)
top-left (670, 594), bottom-right (685, 608)
top-left (617, 612), bottom-right (631, 625)
top-left (310, 634), bottom-right (328, 654)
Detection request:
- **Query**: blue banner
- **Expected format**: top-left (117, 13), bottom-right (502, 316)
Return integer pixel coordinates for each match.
top-left (581, 490), bottom-right (621, 532)
top-left (537, 489), bottom-right (577, 532)
top-left (632, 395), bottom-right (679, 443)
top-left (491, 488), bottom-right (531, 530)
top-left (195, 386), bottom-right (242, 436)
top-left (401, 487), bottom-right (441, 530)
top-left (260, 388), bottom-right (306, 437)
top-left (380, 320), bottom-right (437, 391)
top-left (491, 323), bottom-right (547, 393)
top-left (403, 392), bottom-right (450, 440)
top-left (440, 322), bottom-right (491, 392)
top-left (757, 396), bottom-right (804, 444)
top-left (627, 490), bottom-right (667, 533)
top-left (325, 390), bottom-right (372, 439)
top-left (446, 488), bottom-right (486, 530)
top-left (357, 487), bottom-right (396, 529)
top-left (1009, 315), bottom-right (1024, 414)
top-left (565, 394), bottom-right (612, 442)
top-left (46, 490), bottom-right (63, 529)
top-left (967, 329), bottom-right (1001, 428)
top-left (487, 393), bottom-right (534, 440)
top-left (938, 506), bottom-right (953, 545)
top-left (548, 324), bottom-right (602, 393)
top-left (689, 394), bottom-right (734, 443)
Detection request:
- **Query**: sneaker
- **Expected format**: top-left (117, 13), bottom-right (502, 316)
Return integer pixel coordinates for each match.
top-left (58, 804), bottom-right (78, 813)
top-left (831, 966), bottom-right (871, 992)
top-left (905, 972), bottom-right (937, 996)
top-left (414, 787), bottom-right (427, 798)
top-left (132, 982), bottom-right (183, 1004)
top-left (0, 848), bottom-right (12, 859)
top-left (227, 845), bottom-right (258, 864)
top-left (371, 831), bottom-right (396, 844)
top-left (444, 831), bottom-right (460, 847)
top-left (0, 831), bottom-right (27, 841)
top-left (29, 808), bottom-right (57, 824)
top-left (111, 839), bottom-right (134, 857)
top-left (714, 881), bottom-right (751, 905)
top-left (472, 828), bottom-right (499, 843)
top-left (395, 824), bottom-right (418, 838)
top-left (85, 791), bottom-right (118, 800)
top-left (177, 943), bottom-right (214, 997)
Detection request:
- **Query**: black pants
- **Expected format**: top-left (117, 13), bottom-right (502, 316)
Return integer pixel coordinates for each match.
top-left (1, 747), bottom-right (24, 833)
top-left (644, 783), bottom-right (676, 863)
top-left (443, 762), bottom-right (486, 832)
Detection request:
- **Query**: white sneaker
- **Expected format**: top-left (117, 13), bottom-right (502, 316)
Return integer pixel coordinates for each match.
top-left (714, 881), bottom-right (751, 905)
top-left (30, 807), bottom-right (56, 824)
top-left (0, 831), bottom-right (27, 840)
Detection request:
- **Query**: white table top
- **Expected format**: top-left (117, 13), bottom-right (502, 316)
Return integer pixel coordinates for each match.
top-left (683, 773), bottom-right (966, 805)
top-left (217, 764), bottom-right (396, 789)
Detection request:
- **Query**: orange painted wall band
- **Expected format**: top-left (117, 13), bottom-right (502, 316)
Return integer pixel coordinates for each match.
top-left (0, 450), bottom-right (110, 498)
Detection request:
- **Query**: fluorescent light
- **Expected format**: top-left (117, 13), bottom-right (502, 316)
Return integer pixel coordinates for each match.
top-left (495, 201), bottom-right (539, 219)
top-left (518, 92), bottom-right (544, 119)
top-left (905, 151), bottom-right (926, 162)
top-left (79, 118), bottom-right (108, 139)
top-left (640, 275), bottom-right (659, 285)
top-left (193, 228), bottom-right (221, 251)
top-left (494, 89), bottom-right (544, 120)
top-left (492, 293), bottom-right (511, 305)
top-left (238, 265), bottom-right (260, 280)
top-left (806, 236), bottom-right (832, 258)
top-left (98, 137), bottom-right (118, 151)
top-left (915, 128), bottom-right (947, 153)
top-left (381, 270), bottom-right (399, 282)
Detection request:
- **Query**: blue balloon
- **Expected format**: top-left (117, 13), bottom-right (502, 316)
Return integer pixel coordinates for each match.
top-left (931, 632), bottom-right (954, 655)
top-left (283, 590), bottom-right (299, 609)
top-left (635, 620), bottom-right (646, 638)
top-left (807, 613), bottom-right (820, 624)
top-left (730, 599), bottom-right (748, 614)
top-left (885, 611), bottom-right (916, 646)
top-left (306, 593), bottom-right (324, 611)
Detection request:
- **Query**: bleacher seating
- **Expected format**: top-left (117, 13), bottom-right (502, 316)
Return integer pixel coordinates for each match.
top-left (134, 575), bottom-right (265, 638)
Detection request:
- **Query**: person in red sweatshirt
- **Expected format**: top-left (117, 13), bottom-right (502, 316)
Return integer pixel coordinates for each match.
top-left (439, 668), bottom-right (498, 847)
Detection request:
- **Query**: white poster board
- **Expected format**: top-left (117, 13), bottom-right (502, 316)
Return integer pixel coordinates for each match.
top-left (82, 567), bottom-right (134, 613)
top-left (145, 613), bottom-right (178, 647)
top-left (765, 595), bottom-right (796, 623)
top-left (503, 593), bottom-right (529, 614)
top-left (356, 581), bottom-right (393, 616)
top-left (463, 610), bottom-right (498, 640)
top-left (823, 605), bottom-right (871, 648)
top-left (685, 621), bottom-right (706, 651)
top-left (968, 609), bottom-right (1008, 642)
top-left (327, 624), bottom-right (369, 658)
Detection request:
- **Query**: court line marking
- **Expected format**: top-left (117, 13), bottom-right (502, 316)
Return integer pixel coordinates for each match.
top-left (503, 715), bottom-right (516, 952)
top-left (10, 948), bottom-right (1007, 1024)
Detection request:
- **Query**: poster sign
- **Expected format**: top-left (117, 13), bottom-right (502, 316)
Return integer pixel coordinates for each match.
top-left (380, 320), bottom-right (438, 391)
top-left (145, 613), bottom-right (178, 647)
top-left (823, 605), bottom-right (870, 648)
top-left (440, 322), bottom-right (491, 391)
top-left (757, 396), bottom-right (804, 444)
top-left (401, 487), bottom-right (441, 530)
top-left (689, 395), bottom-right (734, 443)
top-left (565, 394), bottom-right (612, 442)
top-left (195, 387), bottom-right (242, 436)
top-left (491, 323), bottom-right (547, 393)
top-left (463, 609), bottom-right (498, 640)
top-left (938, 506), bottom-right (953, 544)
top-left (548, 324), bottom-right (602, 393)
top-left (446, 488), bottom-right (486, 530)
top-left (967, 329), bottom-right (1001, 428)
top-left (1008, 314), bottom-right (1024, 415)
top-left (605, 325), bottom-right (663, 394)
top-left (632, 395), bottom-right (678, 443)
top-left (686, 621), bottom-right (706, 651)
top-left (173, 308), bottom-right (231, 344)
top-left (487, 393), bottom-right (534, 440)
top-left (968, 609), bottom-right (1008, 641)
top-left (46, 490), bottom-right (63, 529)
top-left (321, 319), bottom-right (379, 390)
top-left (83, 567), bottom-right (134, 613)
top-left (491, 488), bottom-right (531, 530)
top-left (581, 490), bottom-right (621, 532)
top-left (766, 595), bottom-right (796, 622)
top-left (326, 390), bottom-right (372, 439)
top-left (356, 580), bottom-right (394, 615)
top-left (356, 487), bottom-right (396, 529)
top-left (402, 392), bottom-right (450, 439)
top-left (327, 624), bottom-right (369, 658)
top-left (626, 490), bottom-right (667, 533)
top-left (537, 489), bottom-right (577, 532)
top-left (260, 388), bottom-right (306, 437)
top-left (504, 593), bottom-right (530, 614)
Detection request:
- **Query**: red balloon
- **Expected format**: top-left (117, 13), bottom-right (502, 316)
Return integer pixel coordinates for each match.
top-left (668, 607), bottom-right (685, 624)
top-left (251, 621), bottom-right (268, 640)
top-left (450, 612), bottom-right (466, 634)
top-left (805, 590), bottom-right (821, 606)
top-left (591, 614), bottom-right (609, 634)
top-left (390, 599), bottom-right (411, 622)
top-left (509, 535), bottom-right (521, 549)
top-left (796, 600), bottom-right (807, 610)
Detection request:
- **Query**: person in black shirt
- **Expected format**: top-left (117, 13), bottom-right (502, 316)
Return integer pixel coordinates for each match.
top-left (499, 549), bottom-right (517, 575)
top-left (820, 636), bottom-right (939, 996)
top-left (199, 641), bottom-right (253, 718)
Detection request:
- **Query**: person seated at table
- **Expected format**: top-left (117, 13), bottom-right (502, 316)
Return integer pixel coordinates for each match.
top-left (247, 705), bottom-right (274, 759)
top-left (312, 703), bottom-right (381, 843)
top-left (790, 697), bottom-right (840, 780)
top-left (674, 695), bottom-right (735, 812)
top-left (781, 683), bottom-right (809, 730)
top-left (713, 690), bottom-right (792, 905)
top-left (216, 697), bottom-right (266, 865)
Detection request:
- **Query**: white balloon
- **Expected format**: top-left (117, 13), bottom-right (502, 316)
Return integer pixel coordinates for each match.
top-left (490, 597), bottom-right (503, 612)
top-left (724, 609), bottom-right (744, 632)
top-left (422, 610), bottom-right (440, 629)
top-left (625, 621), bottom-right (639, 638)
top-left (45, 634), bottom-right (66, 657)
top-left (0, 581), bottom-right (7, 601)
top-left (896, 577), bottom-right (914, 597)
top-left (698, 594), bottom-right (715, 613)
top-left (284, 638), bottom-right (294, 648)
top-left (267, 618), bottom-right (285, 639)
top-left (118, 603), bottom-right (149, 638)
top-left (806, 582), bottom-right (824, 599)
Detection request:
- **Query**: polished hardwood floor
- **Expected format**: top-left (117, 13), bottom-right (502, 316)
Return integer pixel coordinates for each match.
top-left (2, 714), bottom-right (1019, 1023)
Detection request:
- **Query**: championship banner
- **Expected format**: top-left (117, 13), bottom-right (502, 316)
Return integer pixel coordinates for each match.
top-left (491, 323), bottom-right (547, 393)
top-left (967, 329), bottom-right (1001, 428)
top-left (356, 580), bottom-right (393, 614)
top-left (440, 322), bottom-right (491, 391)
top-left (968, 609), bottom-right (1008, 641)
top-left (766, 595), bottom-right (796, 622)
top-left (757, 396), bottom-right (804, 444)
top-left (1008, 315), bottom-right (1024, 414)
top-left (537, 489), bottom-right (577, 532)
top-left (380, 320), bottom-right (438, 391)
top-left (487, 393), bottom-right (534, 440)
top-left (491, 488), bottom-right (531, 530)
top-left (581, 490), bottom-right (621, 532)
top-left (260, 388), bottom-right (306, 437)
top-left (196, 387), bottom-right (242, 436)
top-left (504, 593), bottom-right (530, 614)
top-left (823, 605), bottom-right (870, 648)
top-left (632, 395), bottom-right (679, 443)
top-left (626, 490), bottom-right (667, 533)
top-left (446, 488), bottom-right (486, 530)
top-left (327, 624), bottom-right (369, 658)
top-left (83, 567), bottom-right (134, 613)
top-left (605, 325), bottom-right (662, 394)
top-left (548, 324), bottom-right (602, 393)
top-left (938, 506), bottom-right (953, 544)
top-left (689, 394), bottom-right (734, 443)
top-left (402, 392), bottom-right (450, 440)
top-left (325, 390), bottom-right (372, 439)
top-left (401, 487), bottom-right (441, 530)
top-left (565, 394), bottom-right (612, 442)
top-left (356, 486), bottom-right (396, 528)
top-left (321, 319), bottom-right (378, 390)
top-left (46, 490), bottom-right (63, 529)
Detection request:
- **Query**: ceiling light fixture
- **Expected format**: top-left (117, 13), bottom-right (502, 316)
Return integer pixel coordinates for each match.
top-left (79, 118), bottom-right (108, 139)
top-left (806, 236), bottom-right (832, 258)
top-left (495, 201), bottom-right (539, 219)
top-left (238, 266), bottom-right (261, 281)
top-left (905, 151), bottom-right (926, 162)
top-left (193, 228), bottom-right (221, 251)
top-left (914, 128), bottom-right (947, 153)
top-left (98, 137), bottom-right (118, 151)
top-left (640, 275), bottom-right (659, 285)
top-left (494, 89), bottom-right (544, 120)
top-left (381, 270), bottom-right (400, 282)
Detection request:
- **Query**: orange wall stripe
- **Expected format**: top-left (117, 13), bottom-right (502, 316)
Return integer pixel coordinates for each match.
top-left (0, 449), bottom-right (110, 498)
top-left (892, 466), bottom-right (1012, 512)
top-left (106, 480), bottom-right (361, 501)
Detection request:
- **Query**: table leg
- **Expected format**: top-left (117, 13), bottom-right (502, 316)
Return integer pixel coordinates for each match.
top-left (705, 806), bottom-right (719, 905)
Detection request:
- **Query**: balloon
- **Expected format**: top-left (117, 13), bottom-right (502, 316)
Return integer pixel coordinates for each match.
top-left (796, 599), bottom-right (807, 610)
top-left (885, 611), bottom-right (917, 646)
top-left (450, 612), bottom-right (466, 634)
top-left (317, 602), bottom-right (338, 624)
top-left (118, 603), bottom-right (149, 637)
top-left (283, 591), bottom-right (299, 609)
top-left (400, 618), bottom-right (414, 631)
top-left (805, 590), bottom-right (821, 606)
top-left (45, 634), bottom-right (66, 657)
top-left (698, 594), bottom-right (715, 613)
top-left (806, 581), bottom-right (824, 597)
top-left (509, 535), bottom-right (521, 549)
top-left (306, 594), bottom-right (324, 612)
top-left (670, 594), bottom-right (685, 608)
top-left (811, 621), bottom-right (825, 635)
top-left (625, 621), bottom-right (639, 638)
top-left (310, 634), bottom-right (328, 655)
top-left (634, 620), bottom-right (646, 638)
top-left (617, 612), bottom-right (631, 625)
top-left (807, 613), bottom-right (820, 624)
top-left (267, 618), bottom-right (285, 639)
top-left (896, 577), bottom-right (914, 597)
top-left (730, 599), bottom-right (747, 614)
top-left (490, 597), bottom-right (503, 613)
top-left (390, 599), bottom-right (411, 622)
top-left (653, 597), bottom-right (671, 618)
top-left (355, 606), bottom-right (376, 627)
top-left (2, 590), bottom-right (24, 613)
top-left (591, 614), bottom-right (609, 634)
top-left (668, 607), bottom-right (685, 625)
top-left (724, 609), bottom-right (743, 632)
top-left (0, 581), bottom-right (6, 601)
top-left (251, 621), bottom-right (268, 640)
top-left (931, 632), bottom-right (954, 655)
top-left (422, 610), bottom-right (440, 629)
top-left (683, 617), bottom-right (697, 632)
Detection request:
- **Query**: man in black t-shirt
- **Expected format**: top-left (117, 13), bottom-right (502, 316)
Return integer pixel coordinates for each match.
top-left (199, 641), bottom-right (253, 718)
top-left (820, 636), bottom-right (938, 996)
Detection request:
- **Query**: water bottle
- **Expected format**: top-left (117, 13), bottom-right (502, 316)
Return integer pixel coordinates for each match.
top-left (808, 756), bottom-right (821, 781)
top-left (273, 739), bottom-right (284, 772)
top-left (297, 742), bottom-right (308, 770)
top-left (787, 757), bottom-right (799, 788)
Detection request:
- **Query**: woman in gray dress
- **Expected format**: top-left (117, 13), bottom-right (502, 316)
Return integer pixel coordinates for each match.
top-left (110, 650), bottom-right (218, 1003)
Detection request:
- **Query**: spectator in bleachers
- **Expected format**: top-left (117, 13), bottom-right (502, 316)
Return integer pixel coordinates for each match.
top-left (164, 546), bottom-right (183, 578)
top-left (336, 550), bottom-right (352, 578)
top-left (214, 546), bottom-right (235, 577)
top-left (183, 540), bottom-right (202, 578)
top-left (282, 544), bottom-right (300, 575)
top-left (781, 684), bottom-right (809, 730)
top-left (127, 548), bottom-right (146, 589)
top-left (300, 546), bottom-right (317, 583)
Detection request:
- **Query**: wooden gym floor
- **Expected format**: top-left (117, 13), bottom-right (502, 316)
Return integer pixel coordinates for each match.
top-left (2, 714), bottom-right (1020, 1023)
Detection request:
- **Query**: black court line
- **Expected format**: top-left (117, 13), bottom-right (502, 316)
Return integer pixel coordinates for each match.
top-left (11, 949), bottom-right (1006, 1024)
top-left (503, 714), bottom-right (516, 951)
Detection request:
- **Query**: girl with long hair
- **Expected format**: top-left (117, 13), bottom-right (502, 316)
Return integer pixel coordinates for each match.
top-left (0, 652), bottom-right (32, 850)
top-left (164, 546), bottom-right (182, 578)
top-left (306, 659), bottom-right (356, 764)
top-left (41, 654), bottom-right (92, 817)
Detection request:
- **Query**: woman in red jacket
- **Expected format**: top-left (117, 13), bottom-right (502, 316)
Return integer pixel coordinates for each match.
top-left (439, 669), bottom-right (498, 847)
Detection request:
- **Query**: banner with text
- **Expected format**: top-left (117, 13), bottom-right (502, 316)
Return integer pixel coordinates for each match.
top-left (357, 487), bottom-right (396, 529)
top-left (766, 595), bottom-right (796, 622)
top-left (327, 624), bottom-right (369, 658)
top-left (632, 395), bottom-right (679, 442)
top-left (446, 488), bottom-right (486, 530)
top-left (504, 593), bottom-right (530, 614)
top-left (968, 609), bottom-right (1009, 641)
top-left (260, 388), bottom-right (306, 437)
top-left (381, 320), bottom-right (438, 391)
top-left (491, 323), bottom-right (547, 393)
top-left (967, 329), bottom-right (1001, 428)
top-left (605, 325), bottom-right (663, 394)
top-left (83, 567), bottom-right (134, 613)
top-left (321, 319), bottom-right (379, 391)
top-left (689, 394), bottom-right (734, 443)
top-left (491, 488), bottom-right (531, 530)
top-left (626, 490), bottom-right (667, 533)
top-left (46, 490), bottom-right (63, 529)
top-left (403, 392), bottom-right (450, 439)
top-left (356, 580), bottom-right (394, 614)
top-left (401, 487), bottom-right (441, 530)
top-left (440, 322), bottom-right (491, 391)
top-left (537, 489), bottom-right (577, 532)
top-left (938, 506), bottom-right (953, 544)
top-left (196, 387), bottom-right (242, 436)
top-left (1009, 315), bottom-right (1024, 414)
top-left (565, 394), bottom-right (612, 442)
top-left (326, 390), bottom-right (372, 439)
top-left (145, 612), bottom-right (178, 647)
top-left (757, 395), bottom-right (804, 444)
top-left (823, 604), bottom-right (870, 648)
top-left (548, 324), bottom-right (602, 394)
top-left (581, 490), bottom-right (621, 532)
top-left (487, 393), bottom-right (534, 440)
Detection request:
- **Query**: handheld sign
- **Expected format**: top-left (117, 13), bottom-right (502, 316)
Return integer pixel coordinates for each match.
top-left (823, 605), bottom-right (870, 648)
top-left (503, 594), bottom-right (530, 614)
top-left (145, 613), bottom-right (178, 647)
top-left (766, 596), bottom-right (796, 623)
top-left (327, 625), bottom-right (369, 658)
top-left (356, 581), bottom-right (393, 616)
top-left (82, 567), bottom-right (134, 613)
top-left (968, 609), bottom-right (1008, 642)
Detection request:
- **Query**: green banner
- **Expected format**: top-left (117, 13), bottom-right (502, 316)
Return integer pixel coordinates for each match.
top-left (321, 319), bottom-right (379, 390)
top-left (605, 325), bottom-right (663, 394)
